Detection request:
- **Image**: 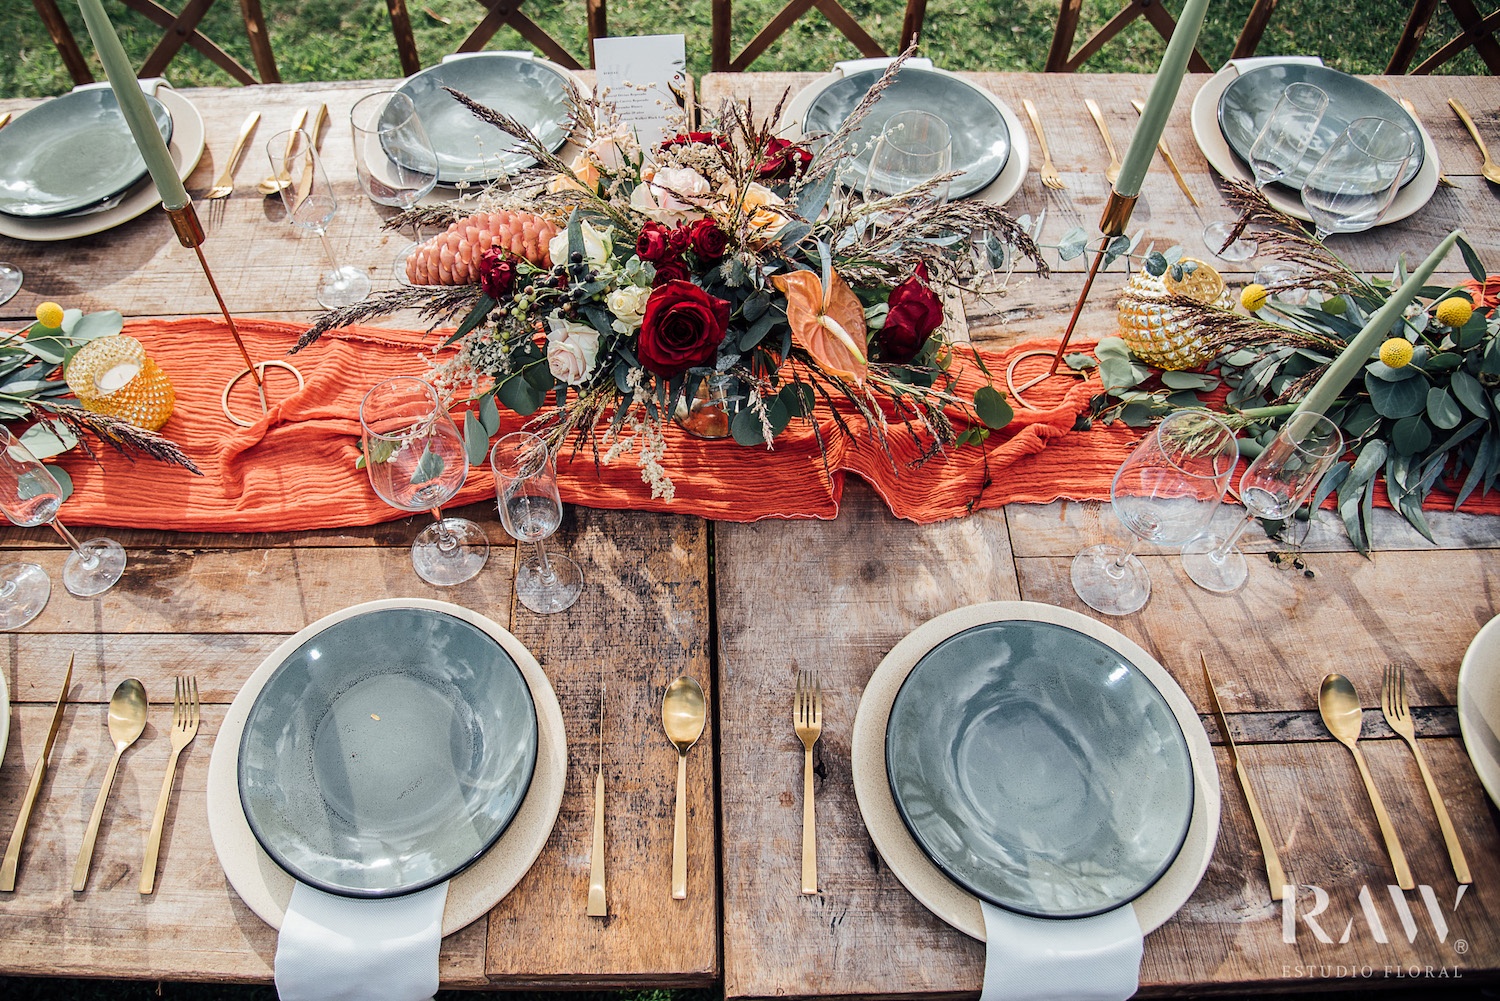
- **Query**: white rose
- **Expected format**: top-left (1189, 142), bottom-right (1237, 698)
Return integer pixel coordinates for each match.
top-left (629, 164), bottom-right (710, 224)
top-left (606, 284), bottom-right (652, 333)
top-left (546, 315), bottom-right (601, 386)
top-left (548, 220), bottom-right (614, 269)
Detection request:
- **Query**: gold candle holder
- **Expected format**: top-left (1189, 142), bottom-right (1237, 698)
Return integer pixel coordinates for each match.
top-left (65, 335), bottom-right (175, 431)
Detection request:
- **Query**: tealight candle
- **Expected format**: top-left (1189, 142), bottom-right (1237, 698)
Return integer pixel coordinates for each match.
top-left (96, 361), bottom-right (142, 394)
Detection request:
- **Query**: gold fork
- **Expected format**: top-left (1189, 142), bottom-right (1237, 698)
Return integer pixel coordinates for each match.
top-left (1382, 665), bottom-right (1470, 884)
top-left (203, 112), bottom-right (261, 225)
top-left (1023, 99), bottom-right (1065, 191)
top-left (1084, 99), bottom-right (1121, 185)
top-left (794, 670), bottom-right (822, 895)
top-left (139, 676), bottom-right (200, 894)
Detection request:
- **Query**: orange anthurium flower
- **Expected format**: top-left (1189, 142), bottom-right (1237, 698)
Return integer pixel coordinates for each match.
top-left (772, 269), bottom-right (868, 384)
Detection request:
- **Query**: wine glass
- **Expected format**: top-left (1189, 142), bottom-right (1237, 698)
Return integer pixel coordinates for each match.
top-left (267, 128), bottom-right (372, 309)
top-left (1301, 117), bottom-right (1415, 241)
top-left (350, 91), bottom-right (439, 281)
top-left (491, 432), bottom-right (582, 615)
top-left (865, 110), bottom-right (953, 207)
top-left (1182, 412), bottom-right (1343, 593)
top-left (1205, 82), bottom-right (1328, 262)
top-left (1071, 410), bottom-right (1239, 616)
top-left (0, 428), bottom-right (125, 598)
top-left (360, 377), bottom-right (488, 586)
top-left (0, 262), bottom-right (20, 305)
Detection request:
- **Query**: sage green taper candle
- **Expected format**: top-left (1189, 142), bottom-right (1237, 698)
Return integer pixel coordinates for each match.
top-left (1113, 0), bottom-right (1210, 198)
top-left (76, 0), bottom-right (190, 211)
top-left (1292, 229), bottom-right (1462, 418)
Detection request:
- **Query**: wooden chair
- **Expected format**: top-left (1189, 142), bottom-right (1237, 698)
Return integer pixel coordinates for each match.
top-left (710, 0), bottom-right (928, 73)
top-left (34, 0), bottom-right (278, 87)
top-left (1387, 0), bottom-right (1500, 74)
top-left (1046, 0), bottom-right (1280, 73)
top-left (386, 0), bottom-right (608, 75)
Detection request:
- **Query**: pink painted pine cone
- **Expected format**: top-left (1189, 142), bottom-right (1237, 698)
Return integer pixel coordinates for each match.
top-left (404, 210), bottom-right (559, 286)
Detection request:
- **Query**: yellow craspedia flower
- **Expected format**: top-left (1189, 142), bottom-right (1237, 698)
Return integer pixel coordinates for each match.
top-left (34, 302), bottom-right (64, 329)
top-left (1240, 283), bottom-right (1269, 312)
top-left (1435, 295), bottom-right (1474, 328)
top-left (1380, 337), bottom-right (1414, 369)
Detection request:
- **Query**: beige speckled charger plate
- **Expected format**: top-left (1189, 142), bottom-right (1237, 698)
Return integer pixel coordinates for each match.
top-left (206, 598), bottom-right (567, 936)
top-left (851, 600), bottom-right (1220, 940)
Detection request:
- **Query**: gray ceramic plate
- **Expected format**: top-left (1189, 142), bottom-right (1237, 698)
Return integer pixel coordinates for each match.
top-left (237, 606), bottom-right (539, 898)
top-left (395, 54), bottom-right (571, 184)
top-left (1217, 63), bottom-right (1423, 191)
top-left (0, 89), bottom-right (173, 218)
top-left (886, 619), bottom-right (1195, 919)
top-left (802, 67), bottom-right (1009, 200)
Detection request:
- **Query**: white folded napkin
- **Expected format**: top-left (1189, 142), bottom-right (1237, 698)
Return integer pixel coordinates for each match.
top-left (835, 56), bottom-right (934, 77)
top-left (72, 77), bottom-right (171, 96)
top-left (980, 902), bottom-right (1144, 1001)
top-left (274, 881), bottom-right (449, 1001)
top-left (1226, 55), bottom-right (1323, 75)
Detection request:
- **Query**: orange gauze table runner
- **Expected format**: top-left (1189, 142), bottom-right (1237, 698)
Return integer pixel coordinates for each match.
top-left (49, 318), bottom-right (1500, 532)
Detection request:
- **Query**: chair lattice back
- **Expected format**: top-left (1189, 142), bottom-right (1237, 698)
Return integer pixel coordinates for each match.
top-left (386, 0), bottom-right (609, 74)
top-left (35, 0), bottom-right (278, 86)
top-left (1047, 0), bottom-right (1281, 73)
top-left (711, 0), bottom-right (928, 73)
top-left (1388, 0), bottom-right (1500, 74)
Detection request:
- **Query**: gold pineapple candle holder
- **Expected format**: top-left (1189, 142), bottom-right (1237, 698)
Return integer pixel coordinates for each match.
top-left (65, 334), bottom-right (175, 431)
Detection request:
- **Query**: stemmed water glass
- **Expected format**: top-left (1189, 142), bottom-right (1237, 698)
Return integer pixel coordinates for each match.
top-left (1182, 412), bottom-right (1343, 593)
top-left (1301, 117), bottom-right (1415, 241)
top-left (1071, 410), bottom-right (1239, 616)
top-left (491, 432), bottom-right (582, 615)
top-left (267, 127), bottom-right (372, 309)
top-left (0, 428), bottom-right (125, 598)
top-left (1205, 82), bottom-right (1328, 262)
top-left (360, 377), bottom-right (488, 586)
top-left (866, 110), bottom-right (953, 207)
top-left (350, 91), bottom-right (439, 281)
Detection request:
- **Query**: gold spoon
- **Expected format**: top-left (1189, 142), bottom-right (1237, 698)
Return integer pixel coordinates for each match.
top-left (662, 675), bottom-right (706, 901)
top-left (1318, 673), bottom-right (1413, 890)
top-left (73, 678), bottom-right (148, 892)
top-left (1449, 98), bottom-right (1500, 186)
top-left (257, 106), bottom-right (311, 196)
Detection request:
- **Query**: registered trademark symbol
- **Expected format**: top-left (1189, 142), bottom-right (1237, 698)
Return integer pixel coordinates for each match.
top-left (1455, 939), bottom-right (1469, 954)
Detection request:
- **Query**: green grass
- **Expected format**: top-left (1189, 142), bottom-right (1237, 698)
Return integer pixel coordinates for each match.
top-left (0, 0), bottom-right (1489, 99)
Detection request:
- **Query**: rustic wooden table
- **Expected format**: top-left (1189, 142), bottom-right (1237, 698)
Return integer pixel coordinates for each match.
top-left (0, 69), bottom-right (1495, 996)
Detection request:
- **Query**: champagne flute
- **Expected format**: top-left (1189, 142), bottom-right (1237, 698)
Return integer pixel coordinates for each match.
top-left (267, 128), bottom-right (372, 309)
top-left (1205, 82), bottom-right (1328, 261)
top-left (1182, 412), bottom-right (1343, 593)
top-left (360, 377), bottom-right (488, 586)
top-left (491, 432), bottom-right (582, 615)
top-left (350, 91), bottom-right (439, 281)
top-left (1071, 410), bottom-right (1239, 616)
top-left (0, 262), bottom-right (20, 305)
top-left (865, 110), bottom-right (953, 207)
top-left (1301, 117), bottom-right (1415, 241)
top-left (0, 428), bottom-right (125, 598)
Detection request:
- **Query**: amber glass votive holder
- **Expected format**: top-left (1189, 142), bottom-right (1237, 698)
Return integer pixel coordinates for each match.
top-left (64, 335), bottom-right (175, 431)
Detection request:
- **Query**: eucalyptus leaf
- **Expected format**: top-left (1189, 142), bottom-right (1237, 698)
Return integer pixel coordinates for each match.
top-left (1426, 387), bottom-right (1463, 430)
top-left (410, 444), bottom-right (445, 484)
top-left (1058, 227), bottom-right (1088, 260)
top-left (445, 294), bottom-right (496, 346)
top-left (19, 421), bottom-right (76, 459)
top-left (64, 310), bottom-right (124, 341)
top-left (1160, 370), bottom-right (1218, 391)
top-left (1365, 370), bottom-right (1427, 419)
top-left (479, 392), bottom-right (501, 435)
top-left (1456, 428), bottom-right (1497, 508)
top-left (48, 463), bottom-right (73, 503)
top-left (780, 382), bottom-right (816, 416)
top-left (463, 410), bottom-right (488, 466)
top-left (1459, 235), bottom-right (1488, 283)
top-left (1365, 358), bottom-right (1421, 382)
top-left (1451, 369), bottom-right (1491, 418)
top-left (731, 405), bottom-right (767, 446)
top-left (1143, 251), bottom-right (1168, 277)
top-left (1391, 414), bottom-right (1432, 455)
top-left (497, 373), bottom-right (545, 415)
top-left (1347, 439), bottom-right (1389, 489)
top-left (974, 386), bottom-right (1013, 429)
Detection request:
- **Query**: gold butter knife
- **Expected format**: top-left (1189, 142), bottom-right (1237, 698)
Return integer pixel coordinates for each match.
top-left (1, 654), bottom-right (74, 892)
top-left (1131, 99), bottom-right (1199, 207)
top-left (291, 103), bottom-right (328, 215)
top-left (1202, 654), bottom-right (1286, 901)
top-left (587, 679), bottom-right (607, 917)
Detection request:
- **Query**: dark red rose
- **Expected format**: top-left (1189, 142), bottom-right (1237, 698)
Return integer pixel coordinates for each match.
top-left (661, 130), bottom-right (732, 152)
top-left (879, 262), bottom-right (943, 363)
top-left (668, 224), bottom-right (692, 255)
top-left (636, 221), bottom-right (674, 263)
top-left (757, 137), bottom-right (813, 181)
top-left (478, 247), bottom-right (516, 299)
top-left (651, 257), bottom-right (692, 287)
top-left (687, 219), bottom-right (729, 261)
top-left (638, 280), bottom-right (731, 376)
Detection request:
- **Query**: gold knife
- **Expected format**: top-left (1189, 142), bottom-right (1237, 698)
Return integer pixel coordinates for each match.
top-left (1131, 98), bottom-right (1200, 207)
top-left (1397, 97), bottom-right (1456, 188)
top-left (0, 112), bottom-right (11, 131)
top-left (587, 679), bottom-right (607, 917)
top-left (292, 103), bottom-right (328, 215)
top-left (1202, 653), bottom-right (1286, 901)
top-left (0, 654), bottom-right (74, 892)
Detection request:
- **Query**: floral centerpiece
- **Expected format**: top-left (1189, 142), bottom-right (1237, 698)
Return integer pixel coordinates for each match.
top-left (295, 59), bottom-right (1042, 497)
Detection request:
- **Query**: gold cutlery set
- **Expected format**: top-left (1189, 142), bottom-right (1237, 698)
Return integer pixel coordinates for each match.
top-left (1207, 654), bottom-right (1469, 901)
top-left (1, 660), bottom-right (199, 894)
